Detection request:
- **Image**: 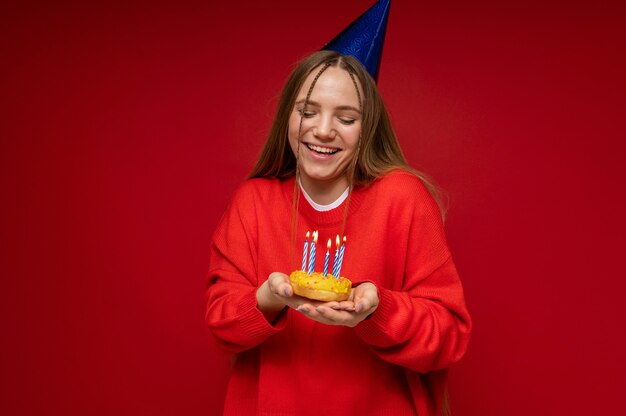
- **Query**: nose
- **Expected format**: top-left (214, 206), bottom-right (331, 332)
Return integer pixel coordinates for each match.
top-left (313, 115), bottom-right (336, 141)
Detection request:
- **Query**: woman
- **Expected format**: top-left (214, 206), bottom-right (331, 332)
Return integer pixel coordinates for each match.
top-left (206, 51), bottom-right (471, 415)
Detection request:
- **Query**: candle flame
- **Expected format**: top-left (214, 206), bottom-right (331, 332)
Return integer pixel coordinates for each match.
top-left (313, 230), bottom-right (318, 243)
top-left (306, 231), bottom-right (310, 239)
top-left (327, 238), bottom-right (331, 251)
top-left (343, 236), bottom-right (347, 244)
top-left (335, 234), bottom-right (340, 247)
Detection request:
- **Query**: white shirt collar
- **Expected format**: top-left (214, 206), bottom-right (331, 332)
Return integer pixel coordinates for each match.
top-left (299, 180), bottom-right (349, 212)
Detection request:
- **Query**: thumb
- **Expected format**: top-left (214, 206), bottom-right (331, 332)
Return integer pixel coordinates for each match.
top-left (355, 283), bottom-right (378, 313)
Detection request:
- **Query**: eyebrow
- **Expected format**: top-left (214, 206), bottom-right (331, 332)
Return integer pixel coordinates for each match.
top-left (295, 99), bottom-right (361, 114)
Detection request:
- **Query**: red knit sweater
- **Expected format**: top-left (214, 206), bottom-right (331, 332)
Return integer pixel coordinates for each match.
top-left (206, 170), bottom-right (471, 416)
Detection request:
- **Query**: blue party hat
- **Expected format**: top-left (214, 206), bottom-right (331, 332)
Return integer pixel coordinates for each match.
top-left (322, 0), bottom-right (391, 81)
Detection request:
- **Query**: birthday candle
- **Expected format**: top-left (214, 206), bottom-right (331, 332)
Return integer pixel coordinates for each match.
top-left (323, 238), bottom-right (331, 277)
top-left (331, 235), bottom-right (340, 277)
top-left (308, 231), bottom-right (318, 274)
top-left (336, 236), bottom-right (347, 278)
top-left (301, 231), bottom-right (310, 271)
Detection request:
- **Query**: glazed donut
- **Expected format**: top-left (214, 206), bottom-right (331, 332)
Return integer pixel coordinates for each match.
top-left (289, 270), bottom-right (352, 302)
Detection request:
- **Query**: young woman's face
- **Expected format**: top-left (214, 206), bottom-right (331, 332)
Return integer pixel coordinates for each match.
top-left (288, 66), bottom-right (362, 192)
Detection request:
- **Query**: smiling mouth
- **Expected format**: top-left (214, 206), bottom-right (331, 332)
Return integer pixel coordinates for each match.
top-left (305, 143), bottom-right (339, 155)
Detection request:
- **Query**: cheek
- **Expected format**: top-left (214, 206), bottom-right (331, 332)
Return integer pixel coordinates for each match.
top-left (289, 116), bottom-right (314, 137)
top-left (288, 133), bottom-right (298, 154)
top-left (288, 114), bottom-right (303, 138)
top-left (342, 128), bottom-right (361, 151)
top-left (287, 118), bottom-right (298, 145)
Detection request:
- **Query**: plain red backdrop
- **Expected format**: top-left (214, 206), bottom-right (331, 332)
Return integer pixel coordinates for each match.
top-left (2, 0), bottom-right (625, 414)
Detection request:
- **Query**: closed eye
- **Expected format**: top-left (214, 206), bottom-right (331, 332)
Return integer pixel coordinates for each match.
top-left (297, 109), bottom-right (316, 118)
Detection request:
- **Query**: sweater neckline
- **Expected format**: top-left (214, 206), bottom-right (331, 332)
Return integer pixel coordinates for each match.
top-left (298, 179), bottom-right (350, 212)
top-left (282, 176), bottom-right (366, 226)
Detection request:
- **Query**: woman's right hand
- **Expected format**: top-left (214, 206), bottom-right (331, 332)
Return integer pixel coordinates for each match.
top-left (256, 272), bottom-right (294, 316)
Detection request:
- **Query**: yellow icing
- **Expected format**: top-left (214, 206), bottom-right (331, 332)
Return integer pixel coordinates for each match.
top-left (289, 270), bottom-right (352, 294)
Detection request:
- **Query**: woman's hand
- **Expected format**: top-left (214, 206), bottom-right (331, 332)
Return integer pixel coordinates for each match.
top-left (256, 272), bottom-right (294, 319)
top-left (256, 272), bottom-right (325, 321)
top-left (257, 274), bottom-right (378, 327)
top-left (295, 282), bottom-right (379, 327)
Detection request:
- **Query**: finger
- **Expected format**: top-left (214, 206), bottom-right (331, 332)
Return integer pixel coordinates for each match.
top-left (315, 306), bottom-right (348, 321)
top-left (267, 273), bottom-right (280, 291)
top-left (325, 301), bottom-right (341, 310)
top-left (271, 281), bottom-right (291, 297)
top-left (337, 300), bottom-right (355, 311)
top-left (297, 304), bottom-right (323, 319)
top-left (280, 283), bottom-right (293, 297)
top-left (314, 306), bottom-right (337, 323)
top-left (355, 297), bottom-right (372, 314)
top-left (354, 283), bottom-right (379, 313)
top-left (268, 274), bottom-right (293, 297)
top-left (296, 304), bottom-right (311, 314)
top-left (316, 307), bottom-right (363, 326)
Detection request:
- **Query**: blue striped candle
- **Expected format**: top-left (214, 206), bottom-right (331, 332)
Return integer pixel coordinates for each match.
top-left (323, 238), bottom-right (331, 277)
top-left (336, 236), bottom-right (346, 278)
top-left (331, 235), bottom-right (340, 277)
top-left (301, 231), bottom-right (310, 271)
top-left (307, 231), bottom-right (317, 275)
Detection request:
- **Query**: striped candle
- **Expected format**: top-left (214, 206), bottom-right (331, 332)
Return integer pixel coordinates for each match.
top-left (336, 236), bottom-right (346, 278)
top-left (331, 235), bottom-right (340, 277)
top-left (301, 231), bottom-right (310, 271)
top-left (307, 231), bottom-right (318, 275)
top-left (323, 238), bottom-right (331, 277)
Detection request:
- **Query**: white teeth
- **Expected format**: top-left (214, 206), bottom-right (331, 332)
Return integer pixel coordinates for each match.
top-left (307, 144), bottom-right (338, 154)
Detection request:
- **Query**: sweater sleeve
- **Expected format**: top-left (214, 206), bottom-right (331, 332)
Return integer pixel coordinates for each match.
top-left (205, 183), bottom-right (286, 353)
top-left (353, 177), bottom-right (472, 374)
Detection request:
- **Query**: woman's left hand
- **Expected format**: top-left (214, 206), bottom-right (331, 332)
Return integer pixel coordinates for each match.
top-left (295, 282), bottom-right (379, 327)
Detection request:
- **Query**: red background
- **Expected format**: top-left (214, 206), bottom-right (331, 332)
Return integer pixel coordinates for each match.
top-left (2, 0), bottom-right (625, 414)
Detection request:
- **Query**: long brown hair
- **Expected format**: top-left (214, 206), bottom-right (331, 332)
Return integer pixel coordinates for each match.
top-left (248, 50), bottom-right (444, 214)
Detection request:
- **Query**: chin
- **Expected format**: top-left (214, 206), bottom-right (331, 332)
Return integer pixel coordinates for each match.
top-left (301, 170), bottom-right (347, 187)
